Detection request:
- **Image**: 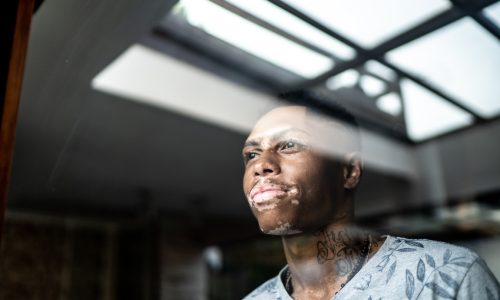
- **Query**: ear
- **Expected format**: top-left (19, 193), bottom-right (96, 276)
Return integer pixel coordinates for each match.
top-left (343, 152), bottom-right (363, 189)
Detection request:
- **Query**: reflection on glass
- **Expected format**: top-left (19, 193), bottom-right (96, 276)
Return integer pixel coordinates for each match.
top-left (387, 17), bottom-right (500, 118)
top-left (92, 44), bottom-right (280, 134)
top-left (172, 0), bottom-right (334, 78)
top-left (225, 0), bottom-right (355, 60)
top-left (401, 79), bottom-right (473, 141)
top-left (282, 0), bottom-right (451, 48)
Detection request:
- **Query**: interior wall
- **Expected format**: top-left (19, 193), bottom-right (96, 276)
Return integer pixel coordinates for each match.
top-left (415, 118), bottom-right (500, 202)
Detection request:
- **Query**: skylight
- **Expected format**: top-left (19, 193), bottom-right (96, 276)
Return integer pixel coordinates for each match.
top-left (483, 1), bottom-right (500, 29)
top-left (401, 79), bottom-right (474, 141)
top-left (364, 60), bottom-right (397, 81)
top-left (359, 74), bottom-right (386, 97)
top-left (91, 44), bottom-right (281, 133)
top-left (281, 0), bottom-right (451, 48)
top-left (387, 17), bottom-right (500, 118)
top-left (325, 69), bottom-right (359, 90)
top-left (172, 0), bottom-right (334, 78)
top-left (225, 0), bottom-right (355, 60)
top-left (377, 92), bottom-right (402, 116)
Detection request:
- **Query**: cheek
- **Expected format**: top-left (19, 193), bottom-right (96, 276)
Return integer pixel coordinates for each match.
top-left (242, 169), bottom-right (252, 195)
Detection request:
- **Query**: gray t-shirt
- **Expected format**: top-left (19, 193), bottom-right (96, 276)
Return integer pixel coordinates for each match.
top-left (244, 236), bottom-right (500, 299)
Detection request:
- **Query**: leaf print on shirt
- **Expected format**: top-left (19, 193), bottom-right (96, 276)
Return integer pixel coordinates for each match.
top-left (443, 249), bottom-right (452, 264)
top-left (406, 269), bottom-right (415, 299)
top-left (438, 271), bottom-right (459, 290)
top-left (417, 259), bottom-right (425, 282)
top-left (404, 240), bottom-right (424, 248)
top-left (386, 261), bottom-right (397, 283)
top-left (425, 254), bottom-right (436, 268)
top-left (414, 250), bottom-right (475, 299)
top-left (373, 238), bottom-right (425, 288)
top-left (424, 282), bottom-right (454, 299)
top-left (486, 287), bottom-right (495, 300)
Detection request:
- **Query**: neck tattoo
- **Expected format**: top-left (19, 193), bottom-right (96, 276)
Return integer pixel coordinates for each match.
top-left (284, 234), bottom-right (372, 296)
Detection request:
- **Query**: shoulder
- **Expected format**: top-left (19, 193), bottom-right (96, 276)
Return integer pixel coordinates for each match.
top-left (386, 236), bottom-right (479, 263)
top-left (243, 276), bottom-right (281, 300)
top-left (374, 236), bottom-right (497, 299)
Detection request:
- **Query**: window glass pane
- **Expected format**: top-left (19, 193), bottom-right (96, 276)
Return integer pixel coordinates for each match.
top-left (387, 17), bottom-right (500, 118)
top-left (483, 1), bottom-right (500, 28)
top-left (282, 0), bottom-right (451, 48)
top-left (364, 60), bottom-right (397, 81)
top-left (325, 69), bottom-right (359, 90)
top-left (401, 79), bottom-right (473, 141)
top-left (359, 74), bottom-right (386, 97)
top-left (173, 0), bottom-right (334, 78)
top-left (225, 0), bottom-right (355, 60)
top-left (377, 92), bottom-right (402, 116)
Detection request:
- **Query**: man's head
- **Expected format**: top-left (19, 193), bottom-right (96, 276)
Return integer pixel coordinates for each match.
top-left (242, 106), bottom-right (362, 235)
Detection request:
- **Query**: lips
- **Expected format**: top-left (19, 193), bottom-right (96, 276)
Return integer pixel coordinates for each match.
top-left (250, 185), bottom-right (288, 204)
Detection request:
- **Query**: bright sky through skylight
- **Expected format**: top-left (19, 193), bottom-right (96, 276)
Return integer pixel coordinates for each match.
top-left (377, 92), bottom-right (402, 116)
top-left (282, 0), bottom-right (451, 48)
top-left (387, 17), bottom-right (500, 118)
top-left (325, 69), bottom-right (359, 90)
top-left (483, 1), bottom-right (500, 28)
top-left (225, 0), bottom-right (355, 60)
top-left (401, 79), bottom-right (473, 141)
top-left (174, 0), bottom-right (334, 78)
top-left (360, 74), bottom-right (386, 97)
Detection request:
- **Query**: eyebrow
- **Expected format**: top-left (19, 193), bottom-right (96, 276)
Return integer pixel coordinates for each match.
top-left (243, 128), bottom-right (309, 148)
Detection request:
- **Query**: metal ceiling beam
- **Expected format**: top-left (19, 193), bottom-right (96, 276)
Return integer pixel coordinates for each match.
top-left (267, 0), bottom-right (486, 120)
top-left (268, 0), bottom-right (464, 87)
top-left (450, 0), bottom-right (500, 40)
top-left (380, 60), bottom-right (484, 121)
top-left (208, 0), bottom-right (340, 60)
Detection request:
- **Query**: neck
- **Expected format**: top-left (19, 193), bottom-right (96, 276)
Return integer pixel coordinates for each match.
top-left (281, 222), bottom-right (369, 299)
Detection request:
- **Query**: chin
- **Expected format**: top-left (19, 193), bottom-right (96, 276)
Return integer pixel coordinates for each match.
top-left (259, 221), bottom-right (302, 236)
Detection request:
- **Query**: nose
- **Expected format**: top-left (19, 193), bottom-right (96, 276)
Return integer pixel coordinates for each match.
top-left (253, 152), bottom-right (281, 177)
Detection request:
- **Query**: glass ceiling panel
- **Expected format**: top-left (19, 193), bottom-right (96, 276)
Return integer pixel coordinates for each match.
top-left (172, 0), bottom-right (334, 78)
top-left (483, 1), bottom-right (500, 28)
top-left (401, 79), bottom-right (474, 142)
top-left (225, 0), bottom-right (355, 60)
top-left (364, 60), bottom-right (397, 81)
top-left (387, 17), bottom-right (500, 118)
top-left (282, 0), bottom-right (451, 48)
top-left (377, 92), bottom-right (402, 116)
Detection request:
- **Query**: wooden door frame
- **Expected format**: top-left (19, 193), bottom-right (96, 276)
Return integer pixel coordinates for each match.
top-left (0, 0), bottom-right (36, 245)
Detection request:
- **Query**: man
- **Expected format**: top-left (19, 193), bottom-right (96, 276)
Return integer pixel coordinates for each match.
top-left (241, 105), bottom-right (500, 299)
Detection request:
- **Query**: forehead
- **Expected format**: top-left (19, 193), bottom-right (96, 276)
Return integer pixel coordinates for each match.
top-left (245, 106), bottom-right (358, 158)
top-left (248, 106), bottom-right (310, 139)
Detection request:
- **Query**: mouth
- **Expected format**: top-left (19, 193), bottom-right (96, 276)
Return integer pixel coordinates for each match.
top-left (250, 185), bottom-right (288, 205)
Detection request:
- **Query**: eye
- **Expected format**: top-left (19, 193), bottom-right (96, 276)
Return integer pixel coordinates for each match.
top-left (281, 141), bottom-right (299, 151)
top-left (244, 152), bottom-right (258, 163)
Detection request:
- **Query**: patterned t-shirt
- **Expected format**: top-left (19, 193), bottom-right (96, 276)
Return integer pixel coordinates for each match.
top-left (244, 236), bottom-right (500, 300)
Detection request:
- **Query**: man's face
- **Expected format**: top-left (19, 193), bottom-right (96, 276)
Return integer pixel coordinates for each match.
top-left (242, 106), bottom-right (348, 235)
